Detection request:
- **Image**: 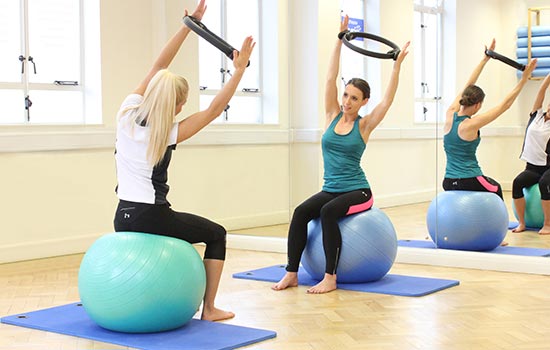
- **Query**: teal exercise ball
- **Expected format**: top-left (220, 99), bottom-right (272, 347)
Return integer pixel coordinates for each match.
top-left (512, 184), bottom-right (544, 228)
top-left (301, 208), bottom-right (398, 283)
top-left (78, 232), bottom-right (206, 333)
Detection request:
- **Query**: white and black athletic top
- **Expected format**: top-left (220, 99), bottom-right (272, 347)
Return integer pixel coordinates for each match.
top-left (520, 109), bottom-right (550, 166)
top-left (115, 94), bottom-right (179, 204)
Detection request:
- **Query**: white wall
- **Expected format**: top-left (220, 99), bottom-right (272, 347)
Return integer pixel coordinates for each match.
top-left (0, 0), bottom-right (543, 263)
top-left (0, 0), bottom-right (290, 263)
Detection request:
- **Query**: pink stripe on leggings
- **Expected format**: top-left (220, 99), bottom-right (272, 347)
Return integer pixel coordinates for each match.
top-left (476, 175), bottom-right (499, 193)
top-left (346, 195), bottom-right (374, 215)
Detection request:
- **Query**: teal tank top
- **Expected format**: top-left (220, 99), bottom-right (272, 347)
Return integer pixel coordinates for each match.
top-left (322, 113), bottom-right (369, 192)
top-left (444, 112), bottom-right (483, 178)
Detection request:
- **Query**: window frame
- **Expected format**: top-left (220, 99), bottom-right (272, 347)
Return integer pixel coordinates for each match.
top-left (0, 0), bottom-right (101, 126)
top-left (413, 0), bottom-right (444, 123)
top-left (340, 0), bottom-right (370, 116)
top-left (198, 0), bottom-right (264, 124)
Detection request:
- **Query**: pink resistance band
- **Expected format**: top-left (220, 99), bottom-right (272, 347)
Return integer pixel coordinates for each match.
top-left (476, 175), bottom-right (499, 193)
top-left (346, 195), bottom-right (374, 215)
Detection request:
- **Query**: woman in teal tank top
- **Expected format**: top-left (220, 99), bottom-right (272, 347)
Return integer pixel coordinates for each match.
top-left (272, 15), bottom-right (409, 294)
top-left (443, 39), bottom-right (537, 200)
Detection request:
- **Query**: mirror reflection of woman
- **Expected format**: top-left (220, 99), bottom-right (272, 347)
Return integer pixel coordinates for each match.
top-left (443, 39), bottom-right (536, 200)
top-left (512, 73), bottom-right (550, 235)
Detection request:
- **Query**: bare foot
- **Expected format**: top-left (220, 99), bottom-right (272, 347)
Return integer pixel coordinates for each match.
top-left (500, 241), bottom-right (509, 247)
top-left (512, 223), bottom-right (526, 233)
top-left (272, 272), bottom-right (298, 291)
top-left (538, 226), bottom-right (550, 235)
top-left (306, 274), bottom-right (337, 294)
top-left (201, 306), bottom-right (235, 322)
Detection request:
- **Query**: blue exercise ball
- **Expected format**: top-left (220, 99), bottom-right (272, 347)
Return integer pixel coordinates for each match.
top-left (78, 232), bottom-right (206, 333)
top-left (301, 207), bottom-right (397, 283)
top-left (512, 184), bottom-right (544, 228)
top-left (426, 191), bottom-right (508, 251)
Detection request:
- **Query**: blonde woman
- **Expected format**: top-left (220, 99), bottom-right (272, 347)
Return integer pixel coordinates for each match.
top-left (113, 0), bottom-right (255, 322)
top-left (512, 73), bottom-right (550, 234)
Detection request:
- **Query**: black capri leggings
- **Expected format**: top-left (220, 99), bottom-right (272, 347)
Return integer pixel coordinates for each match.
top-left (512, 163), bottom-right (550, 200)
top-left (442, 175), bottom-right (503, 199)
top-left (114, 200), bottom-right (227, 260)
top-left (286, 188), bottom-right (373, 276)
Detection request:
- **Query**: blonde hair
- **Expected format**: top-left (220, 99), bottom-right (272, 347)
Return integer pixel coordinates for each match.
top-left (120, 69), bottom-right (189, 166)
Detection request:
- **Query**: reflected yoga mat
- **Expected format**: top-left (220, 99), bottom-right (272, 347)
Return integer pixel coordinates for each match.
top-left (508, 221), bottom-right (542, 232)
top-left (1, 303), bottom-right (276, 350)
top-left (233, 265), bottom-right (459, 297)
top-left (398, 239), bottom-right (550, 257)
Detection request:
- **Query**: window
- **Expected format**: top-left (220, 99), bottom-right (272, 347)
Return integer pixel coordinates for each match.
top-left (414, 0), bottom-right (443, 123)
top-left (198, 0), bottom-right (263, 124)
top-left (340, 0), bottom-right (366, 86)
top-left (0, 0), bottom-right (101, 125)
top-left (340, 0), bottom-right (373, 116)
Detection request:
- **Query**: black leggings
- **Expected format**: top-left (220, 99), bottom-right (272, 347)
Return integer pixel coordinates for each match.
top-left (114, 200), bottom-right (226, 260)
top-left (512, 163), bottom-right (550, 200)
top-left (442, 175), bottom-right (503, 199)
top-left (286, 189), bottom-right (373, 275)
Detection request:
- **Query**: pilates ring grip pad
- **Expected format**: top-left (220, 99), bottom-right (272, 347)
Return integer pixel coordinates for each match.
top-left (183, 15), bottom-right (250, 67)
top-left (485, 49), bottom-right (525, 71)
top-left (339, 30), bottom-right (401, 60)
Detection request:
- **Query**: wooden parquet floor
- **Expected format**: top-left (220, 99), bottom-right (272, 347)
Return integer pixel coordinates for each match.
top-left (1, 247), bottom-right (550, 350)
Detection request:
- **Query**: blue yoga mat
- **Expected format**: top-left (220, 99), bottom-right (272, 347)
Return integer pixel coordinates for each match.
top-left (517, 36), bottom-right (550, 48)
top-left (398, 239), bottom-right (550, 257)
top-left (517, 46), bottom-right (550, 58)
top-left (508, 221), bottom-right (542, 232)
top-left (517, 26), bottom-right (550, 38)
top-left (233, 265), bottom-right (459, 297)
top-left (518, 57), bottom-right (550, 68)
top-left (516, 69), bottom-right (550, 79)
top-left (1, 303), bottom-right (276, 350)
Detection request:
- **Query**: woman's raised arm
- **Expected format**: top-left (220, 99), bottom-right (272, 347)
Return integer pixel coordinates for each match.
top-left (133, 0), bottom-right (207, 96)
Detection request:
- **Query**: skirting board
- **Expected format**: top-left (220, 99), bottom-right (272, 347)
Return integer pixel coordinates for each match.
top-left (2, 232), bottom-right (546, 276)
top-left (226, 234), bottom-right (550, 276)
top-left (0, 233), bottom-right (101, 265)
top-left (219, 211), bottom-right (290, 232)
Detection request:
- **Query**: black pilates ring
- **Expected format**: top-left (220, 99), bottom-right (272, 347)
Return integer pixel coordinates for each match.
top-left (485, 49), bottom-right (525, 71)
top-left (339, 31), bottom-right (401, 61)
top-left (183, 15), bottom-right (250, 67)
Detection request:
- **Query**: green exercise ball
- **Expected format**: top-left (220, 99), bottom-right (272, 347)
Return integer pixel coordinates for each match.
top-left (78, 232), bottom-right (206, 333)
top-left (513, 184), bottom-right (544, 228)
